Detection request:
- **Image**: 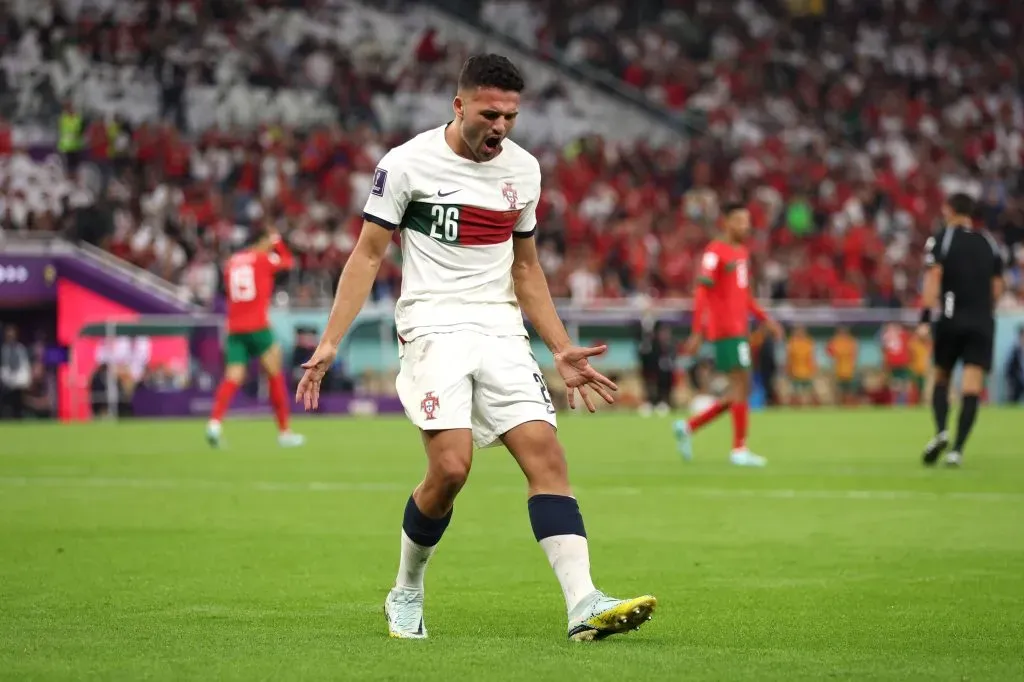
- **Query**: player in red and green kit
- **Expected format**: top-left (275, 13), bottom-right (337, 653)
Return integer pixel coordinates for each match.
top-left (206, 229), bottom-right (305, 448)
top-left (674, 202), bottom-right (783, 467)
top-left (881, 323), bottom-right (912, 405)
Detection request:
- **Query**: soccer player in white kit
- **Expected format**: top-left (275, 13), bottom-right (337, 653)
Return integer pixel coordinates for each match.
top-left (295, 54), bottom-right (657, 641)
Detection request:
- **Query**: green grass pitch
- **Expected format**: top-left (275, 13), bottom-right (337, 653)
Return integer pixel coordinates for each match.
top-left (1, 409), bottom-right (1022, 681)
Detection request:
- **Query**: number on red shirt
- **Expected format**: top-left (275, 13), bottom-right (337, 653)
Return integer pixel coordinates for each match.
top-left (736, 260), bottom-right (748, 289)
top-left (228, 263), bottom-right (257, 303)
top-left (698, 241), bottom-right (754, 341)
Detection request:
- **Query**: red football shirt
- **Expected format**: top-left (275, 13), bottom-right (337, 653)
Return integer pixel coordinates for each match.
top-left (881, 326), bottom-right (911, 369)
top-left (224, 238), bottom-right (294, 334)
top-left (693, 239), bottom-right (766, 341)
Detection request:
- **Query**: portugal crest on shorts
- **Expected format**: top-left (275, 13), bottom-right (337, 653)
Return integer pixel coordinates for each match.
top-left (420, 391), bottom-right (440, 420)
top-left (501, 181), bottom-right (518, 209)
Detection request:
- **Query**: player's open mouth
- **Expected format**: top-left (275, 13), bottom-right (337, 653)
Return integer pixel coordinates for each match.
top-left (483, 136), bottom-right (501, 153)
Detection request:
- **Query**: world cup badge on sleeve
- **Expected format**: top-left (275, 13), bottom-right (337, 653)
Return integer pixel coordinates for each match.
top-left (371, 167), bottom-right (388, 197)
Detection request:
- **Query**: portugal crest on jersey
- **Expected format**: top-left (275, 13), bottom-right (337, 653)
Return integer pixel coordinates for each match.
top-left (420, 391), bottom-right (440, 420)
top-left (501, 181), bottom-right (518, 209)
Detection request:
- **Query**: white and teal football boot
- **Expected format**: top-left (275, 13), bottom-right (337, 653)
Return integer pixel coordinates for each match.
top-left (277, 431), bottom-right (305, 448)
top-left (672, 419), bottom-right (694, 461)
top-left (729, 448), bottom-right (767, 467)
top-left (206, 420), bottom-right (223, 448)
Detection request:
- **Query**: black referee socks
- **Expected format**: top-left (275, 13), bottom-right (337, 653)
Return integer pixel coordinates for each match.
top-left (932, 381), bottom-right (950, 434)
top-left (954, 395), bottom-right (979, 454)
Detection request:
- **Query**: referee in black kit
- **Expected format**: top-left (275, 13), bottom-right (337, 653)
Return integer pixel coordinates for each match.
top-left (918, 193), bottom-right (1004, 467)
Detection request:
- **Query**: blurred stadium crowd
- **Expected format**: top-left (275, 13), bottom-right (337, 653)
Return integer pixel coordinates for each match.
top-left (1, 0), bottom-right (1023, 310)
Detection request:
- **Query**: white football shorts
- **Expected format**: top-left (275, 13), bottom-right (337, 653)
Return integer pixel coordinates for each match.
top-left (395, 330), bottom-right (558, 448)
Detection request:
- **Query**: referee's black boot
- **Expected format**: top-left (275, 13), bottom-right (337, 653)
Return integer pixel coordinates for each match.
top-left (921, 431), bottom-right (950, 466)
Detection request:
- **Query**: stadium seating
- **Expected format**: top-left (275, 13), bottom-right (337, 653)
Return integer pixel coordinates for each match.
top-left (0, 0), bottom-right (1022, 309)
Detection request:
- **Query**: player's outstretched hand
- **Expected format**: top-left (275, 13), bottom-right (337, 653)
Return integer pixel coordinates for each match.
top-left (766, 318), bottom-right (785, 340)
top-left (295, 342), bottom-right (339, 411)
top-left (682, 334), bottom-right (703, 357)
top-left (553, 345), bottom-right (618, 413)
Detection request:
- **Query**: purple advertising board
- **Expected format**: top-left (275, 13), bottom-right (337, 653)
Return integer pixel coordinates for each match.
top-left (130, 386), bottom-right (404, 418)
top-left (0, 253), bottom-right (191, 314)
top-left (0, 256), bottom-right (59, 307)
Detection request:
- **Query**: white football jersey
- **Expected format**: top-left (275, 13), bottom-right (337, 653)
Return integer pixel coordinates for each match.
top-left (362, 124), bottom-right (540, 341)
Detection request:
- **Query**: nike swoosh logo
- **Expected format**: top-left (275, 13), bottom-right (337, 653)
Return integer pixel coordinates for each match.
top-left (437, 189), bottom-right (460, 197)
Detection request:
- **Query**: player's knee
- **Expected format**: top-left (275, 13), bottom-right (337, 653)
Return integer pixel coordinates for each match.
top-left (961, 366), bottom-right (985, 395)
top-left (531, 442), bottom-right (569, 487)
top-left (225, 364), bottom-right (246, 383)
top-left (428, 451), bottom-right (472, 497)
top-left (726, 372), bottom-right (749, 403)
top-left (516, 434), bottom-right (569, 488)
top-left (260, 345), bottom-right (282, 374)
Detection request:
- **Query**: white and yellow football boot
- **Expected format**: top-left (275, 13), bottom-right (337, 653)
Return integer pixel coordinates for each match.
top-left (567, 591), bottom-right (657, 641)
top-left (384, 587), bottom-right (427, 639)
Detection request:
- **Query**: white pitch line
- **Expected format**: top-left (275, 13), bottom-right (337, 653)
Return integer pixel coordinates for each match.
top-left (675, 487), bottom-right (1024, 502)
top-left (0, 476), bottom-right (1021, 503)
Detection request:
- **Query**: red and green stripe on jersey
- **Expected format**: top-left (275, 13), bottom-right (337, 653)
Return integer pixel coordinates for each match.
top-left (399, 201), bottom-right (525, 246)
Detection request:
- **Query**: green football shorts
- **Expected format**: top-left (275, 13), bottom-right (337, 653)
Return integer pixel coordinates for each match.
top-left (713, 337), bottom-right (752, 372)
top-left (225, 328), bottom-right (275, 365)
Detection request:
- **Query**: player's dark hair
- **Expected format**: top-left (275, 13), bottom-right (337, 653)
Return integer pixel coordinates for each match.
top-left (458, 54), bottom-right (525, 93)
top-left (946, 193), bottom-right (976, 219)
top-left (243, 224), bottom-right (275, 250)
top-left (721, 201), bottom-right (747, 216)
top-left (243, 229), bottom-right (266, 249)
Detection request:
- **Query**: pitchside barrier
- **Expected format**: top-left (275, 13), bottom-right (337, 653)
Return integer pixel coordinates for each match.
top-left (8, 298), bottom-right (1023, 421)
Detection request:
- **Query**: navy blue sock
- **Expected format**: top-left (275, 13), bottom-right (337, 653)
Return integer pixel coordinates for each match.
top-left (528, 494), bottom-right (587, 541)
top-left (402, 495), bottom-right (452, 547)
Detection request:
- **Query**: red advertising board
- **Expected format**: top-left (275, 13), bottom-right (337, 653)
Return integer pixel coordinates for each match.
top-left (57, 279), bottom-right (189, 420)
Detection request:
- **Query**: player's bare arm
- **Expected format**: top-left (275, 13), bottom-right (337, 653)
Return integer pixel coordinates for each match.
top-left (749, 293), bottom-right (783, 339)
top-left (683, 284), bottom-right (707, 356)
top-left (510, 236), bottom-right (617, 412)
top-left (295, 220), bottom-right (393, 410)
top-left (685, 243), bottom-right (721, 356)
top-left (267, 232), bottom-right (295, 270)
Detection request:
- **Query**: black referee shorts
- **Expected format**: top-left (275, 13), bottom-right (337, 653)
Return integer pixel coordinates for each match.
top-left (933, 319), bottom-right (994, 373)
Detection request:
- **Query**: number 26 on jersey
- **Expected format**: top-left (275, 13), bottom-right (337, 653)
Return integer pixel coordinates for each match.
top-left (430, 205), bottom-right (459, 242)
